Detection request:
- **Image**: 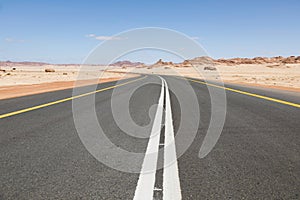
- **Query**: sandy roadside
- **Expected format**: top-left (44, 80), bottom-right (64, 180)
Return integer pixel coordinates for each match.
top-left (0, 64), bottom-right (140, 100)
top-left (0, 78), bottom-right (120, 100)
top-left (0, 75), bottom-right (138, 100)
top-left (1, 62), bottom-right (299, 100)
top-left (108, 63), bottom-right (300, 92)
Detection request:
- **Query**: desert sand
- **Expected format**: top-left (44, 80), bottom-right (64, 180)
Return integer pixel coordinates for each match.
top-left (107, 56), bottom-right (300, 91)
top-left (1, 56), bottom-right (299, 100)
top-left (0, 63), bottom-right (137, 99)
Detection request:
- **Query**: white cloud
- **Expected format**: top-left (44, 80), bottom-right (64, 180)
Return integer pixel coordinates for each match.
top-left (86, 34), bottom-right (96, 38)
top-left (4, 38), bottom-right (25, 43)
top-left (86, 34), bottom-right (122, 41)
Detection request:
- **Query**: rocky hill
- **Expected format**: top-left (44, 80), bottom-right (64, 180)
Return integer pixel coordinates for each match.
top-left (110, 60), bottom-right (144, 67)
top-left (0, 60), bottom-right (82, 67)
top-left (0, 61), bottom-right (49, 67)
top-left (215, 56), bottom-right (300, 65)
top-left (151, 56), bottom-right (300, 67)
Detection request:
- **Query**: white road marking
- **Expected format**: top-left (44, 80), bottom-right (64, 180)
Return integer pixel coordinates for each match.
top-left (163, 79), bottom-right (182, 200)
top-left (153, 187), bottom-right (163, 191)
top-left (133, 77), bottom-right (182, 200)
top-left (133, 78), bottom-right (165, 200)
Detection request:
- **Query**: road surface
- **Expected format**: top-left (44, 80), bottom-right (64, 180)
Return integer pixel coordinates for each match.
top-left (0, 75), bottom-right (299, 199)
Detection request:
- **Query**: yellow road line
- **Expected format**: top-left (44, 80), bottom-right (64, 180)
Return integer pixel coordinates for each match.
top-left (0, 76), bottom-right (146, 119)
top-left (186, 78), bottom-right (300, 108)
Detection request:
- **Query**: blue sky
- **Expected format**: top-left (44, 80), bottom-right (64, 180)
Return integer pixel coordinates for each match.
top-left (0, 0), bottom-right (300, 63)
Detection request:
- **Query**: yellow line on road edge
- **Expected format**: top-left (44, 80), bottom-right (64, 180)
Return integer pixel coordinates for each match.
top-left (0, 76), bottom-right (146, 119)
top-left (186, 78), bottom-right (300, 108)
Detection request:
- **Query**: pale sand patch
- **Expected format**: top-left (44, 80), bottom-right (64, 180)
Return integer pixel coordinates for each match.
top-left (0, 65), bottom-right (120, 86)
top-left (1, 63), bottom-right (299, 99)
top-left (108, 64), bottom-right (300, 92)
top-left (212, 64), bottom-right (300, 89)
top-left (0, 75), bottom-right (138, 100)
top-left (0, 64), bottom-right (138, 100)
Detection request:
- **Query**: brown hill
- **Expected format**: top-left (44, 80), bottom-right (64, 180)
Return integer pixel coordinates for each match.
top-left (215, 56), bottom-right (300, 65)
top-left (186, 56), bottom-right (215, 65)
top-left (0, 60), bottom-right (82, 67)
top-left (110, 60), bottom-right (144, 67)
top-left (151, 55), bottom-right (300, 68)
top-left (0, 60), bottom-right (49, 67)
top-left (154, 59), bottom-right (174, 65)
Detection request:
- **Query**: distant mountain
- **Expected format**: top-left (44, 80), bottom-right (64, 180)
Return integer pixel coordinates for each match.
top-left (0, 60), bottom-right (49, 66)
top-left (109, 60), bottom-right (144, 67)
top-left (150, 55), bottom-right (300, 68)
top-left (0, 60), bottom-right (82, 66)
top-left (152, 57), bottom-right (213, 67)
top-left (154, 59), bottom-right (174, 65)
top-left (215, 56), bottom-right (300, 65)
top-left (1, 55), bottom-right (299, 68)
top-left (186, 56), bottom-right (214, 65)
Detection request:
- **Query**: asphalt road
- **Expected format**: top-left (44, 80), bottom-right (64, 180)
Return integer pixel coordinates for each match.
top-left (0, 75), bottom-right (299, 199)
